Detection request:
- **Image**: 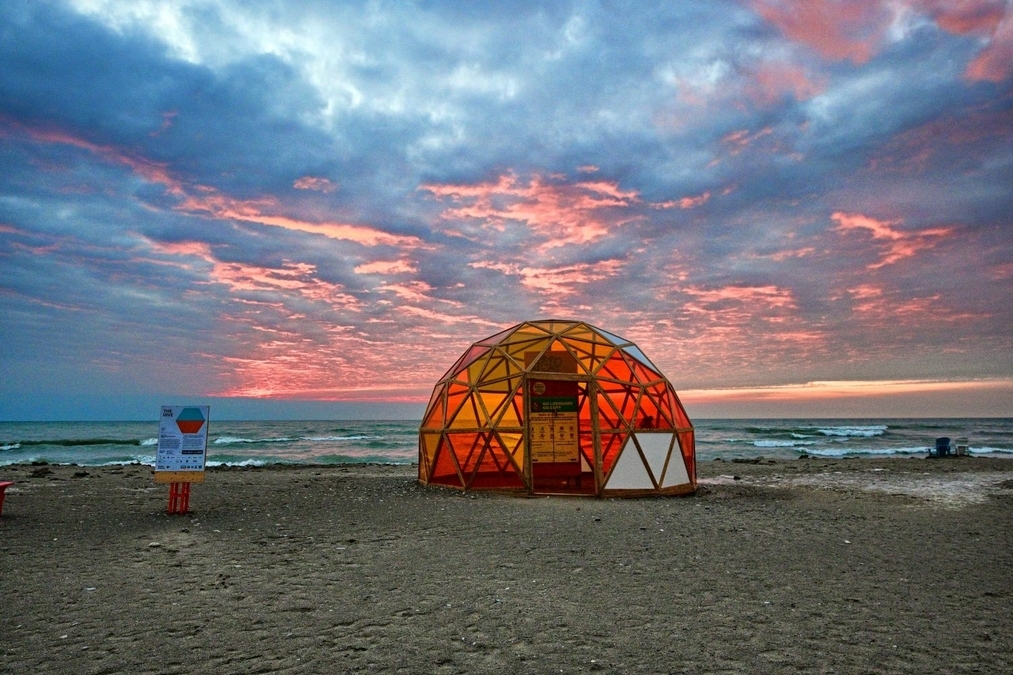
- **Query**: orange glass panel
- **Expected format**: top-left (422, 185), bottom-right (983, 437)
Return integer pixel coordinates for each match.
top-left (457, 432), bottom-right (488, 479)
top-left (672, 393), bottom-right (692, 429)
top-left (595, 391), bottom-right (623, 430)
top-left (644, 383), bottom-right (677, 429)
top-left (498, 323), bottom-right (551, 346)
top-left (598, 354), bottom-right (635, 383)
top-left (634, 392), bottom-right (662, 430)
top-left (677, 429), bottom-right (696, 481)
top-left (571, 339), bottom-right (616, 375)
top-left (533, 320), bottom-right (578, 336)
top-left (428, 441), bottom-right (464, 487)
top-left (631, 360), bottom-right (663, 387)
top-left (609, 383), bottom-right (639, 423)
top-left (469, 431), bottom-right (525, 489)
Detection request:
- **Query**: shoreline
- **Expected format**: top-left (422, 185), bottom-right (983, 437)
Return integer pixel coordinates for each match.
top-left (2, 458), bottom-right (1011, 673)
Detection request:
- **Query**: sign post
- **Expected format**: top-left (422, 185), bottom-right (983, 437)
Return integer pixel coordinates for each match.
top-left (155, 406), bottom-right (209, 514)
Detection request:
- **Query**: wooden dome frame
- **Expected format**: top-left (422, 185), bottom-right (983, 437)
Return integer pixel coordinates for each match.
top-left (418, 320), bottom-right (696, 496)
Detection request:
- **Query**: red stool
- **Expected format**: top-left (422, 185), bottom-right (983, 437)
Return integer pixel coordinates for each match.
top-left (0, 481), bottom-right (13, 516)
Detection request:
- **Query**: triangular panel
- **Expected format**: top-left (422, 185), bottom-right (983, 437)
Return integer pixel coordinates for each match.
top-left (604, 439), bottom-right (655, 490)
top-left (661, 452), bottom-right (691, 488)
top-left (634, 433), bottom-right (673, 483)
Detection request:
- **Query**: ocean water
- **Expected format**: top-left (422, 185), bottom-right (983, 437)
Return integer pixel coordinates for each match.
top-left (0, 418), bottom-right (1010, 468)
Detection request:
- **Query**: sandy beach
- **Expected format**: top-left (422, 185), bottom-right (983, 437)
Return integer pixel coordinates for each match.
top-left (2, 457), bottom-right (1011, 674)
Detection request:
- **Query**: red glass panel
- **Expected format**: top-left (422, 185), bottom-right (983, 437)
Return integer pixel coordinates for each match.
top-left (599, 431), bottom-right (627, 477)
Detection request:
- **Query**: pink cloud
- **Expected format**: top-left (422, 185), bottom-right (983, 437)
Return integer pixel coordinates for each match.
top-left (831, 212), bottom-right (953, 268)
top-left (911, 0), bottom-right (1011, 82)
top-left (16, 122), bottom-right (415, 248)
top-left (684, 284), bottom-right (799, 311)
top-left (210, 259), bottom-right (362, 308)
top-left (964, 9), bottom-right (1013, 81)
top-left (721, 127), bottom-right (774, 156)
top-left (654, 191), bottom-right (711, 210)
top-left (470, 259), bottom-right (625, 296)
top-left (293, 176), bottom-right (338, 193)
top-left (752, 0), bottom-right (1011, 80)
top-left (750, 0), bottom-right (889, 63)
top-left (353, 260), bottom-right (418, 275)
top-left (846, 283), bottom-right (982, 324)
top-left (422, 172), bottom-right (639, 249)
top-left (745, 62), bottom-right (827, 105)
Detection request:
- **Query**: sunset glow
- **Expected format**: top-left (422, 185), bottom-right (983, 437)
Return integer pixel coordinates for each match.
top-left (1, 1), bottom-right (1010, 420)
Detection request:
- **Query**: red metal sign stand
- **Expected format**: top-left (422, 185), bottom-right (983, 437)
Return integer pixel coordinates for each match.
top-left (167, 481), bottom-right (192, 514)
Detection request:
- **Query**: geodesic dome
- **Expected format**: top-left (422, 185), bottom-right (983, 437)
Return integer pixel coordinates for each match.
top-left (418, 320), bottom-right (696, 496)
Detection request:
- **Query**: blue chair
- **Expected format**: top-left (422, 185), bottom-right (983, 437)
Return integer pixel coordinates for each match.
top-left (934, 437), bottom-right (951, 457)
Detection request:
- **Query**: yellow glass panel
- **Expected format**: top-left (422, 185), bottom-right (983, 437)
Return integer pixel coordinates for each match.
top-left (494, 389), bottom-right (525, 427)
top-left (420, 431), bottom-right (442, 478)
top-left (466, 351), bottom-right (494, 385)
top-left (475, 390), bottom-right (507, 426)
top-left (559, 324), bottom-right (594, 341)
top-left (499, 322), bottom-right (551, 344)
top-left (501, 336), bottom-right (551, 359)
top-left (478, 355), bottom-right (523, 388)
top-left (447, 388), bottom-right (482, 429)
top-left (476, 323), bottom-right (520, 346)
top-left (498, 431), bottom-right (525, 471)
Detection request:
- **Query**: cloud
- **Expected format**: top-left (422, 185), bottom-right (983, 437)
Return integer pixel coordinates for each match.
top-left (0, 1), bottom-right (1010, 416)
top-left (831, 212), bottom-right (953, 269)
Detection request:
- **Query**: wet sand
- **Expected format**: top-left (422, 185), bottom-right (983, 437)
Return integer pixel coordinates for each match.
top-left (2, 457), bottom-right (1011, 674)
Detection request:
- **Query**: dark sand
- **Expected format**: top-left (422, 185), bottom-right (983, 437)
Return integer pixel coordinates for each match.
top-left (2, 457), bottom-right (1011, 674)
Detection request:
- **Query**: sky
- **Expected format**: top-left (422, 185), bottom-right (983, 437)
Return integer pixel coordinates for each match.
top-left (1, 0), bottom-right (1012, 421)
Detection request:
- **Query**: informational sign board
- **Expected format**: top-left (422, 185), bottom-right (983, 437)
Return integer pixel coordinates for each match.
top-left (155, 405), bottom-right (209, 483)
top-left (527, 372), bottom-right (580, 464)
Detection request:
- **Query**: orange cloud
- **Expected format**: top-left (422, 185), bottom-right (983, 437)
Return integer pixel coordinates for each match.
top-left (681, 377), bottom-right (1013, 403)
top-left (832, 212), bottom-right (953, 268)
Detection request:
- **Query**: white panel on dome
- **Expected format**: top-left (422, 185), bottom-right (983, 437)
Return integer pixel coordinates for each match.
top-left (661, 451), bottom-right (691, 487)
top-left (634, 433), bottom-right (673, 482)
top-left (605, 440), bottom-right (654, 490)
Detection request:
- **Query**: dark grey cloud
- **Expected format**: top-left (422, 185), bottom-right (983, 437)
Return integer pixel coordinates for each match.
top-left (1, 0), bottom-right (1011, 417)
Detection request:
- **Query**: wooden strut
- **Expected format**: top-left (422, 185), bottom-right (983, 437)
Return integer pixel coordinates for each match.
top-left (167, 482), bottom-right (192, 514)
